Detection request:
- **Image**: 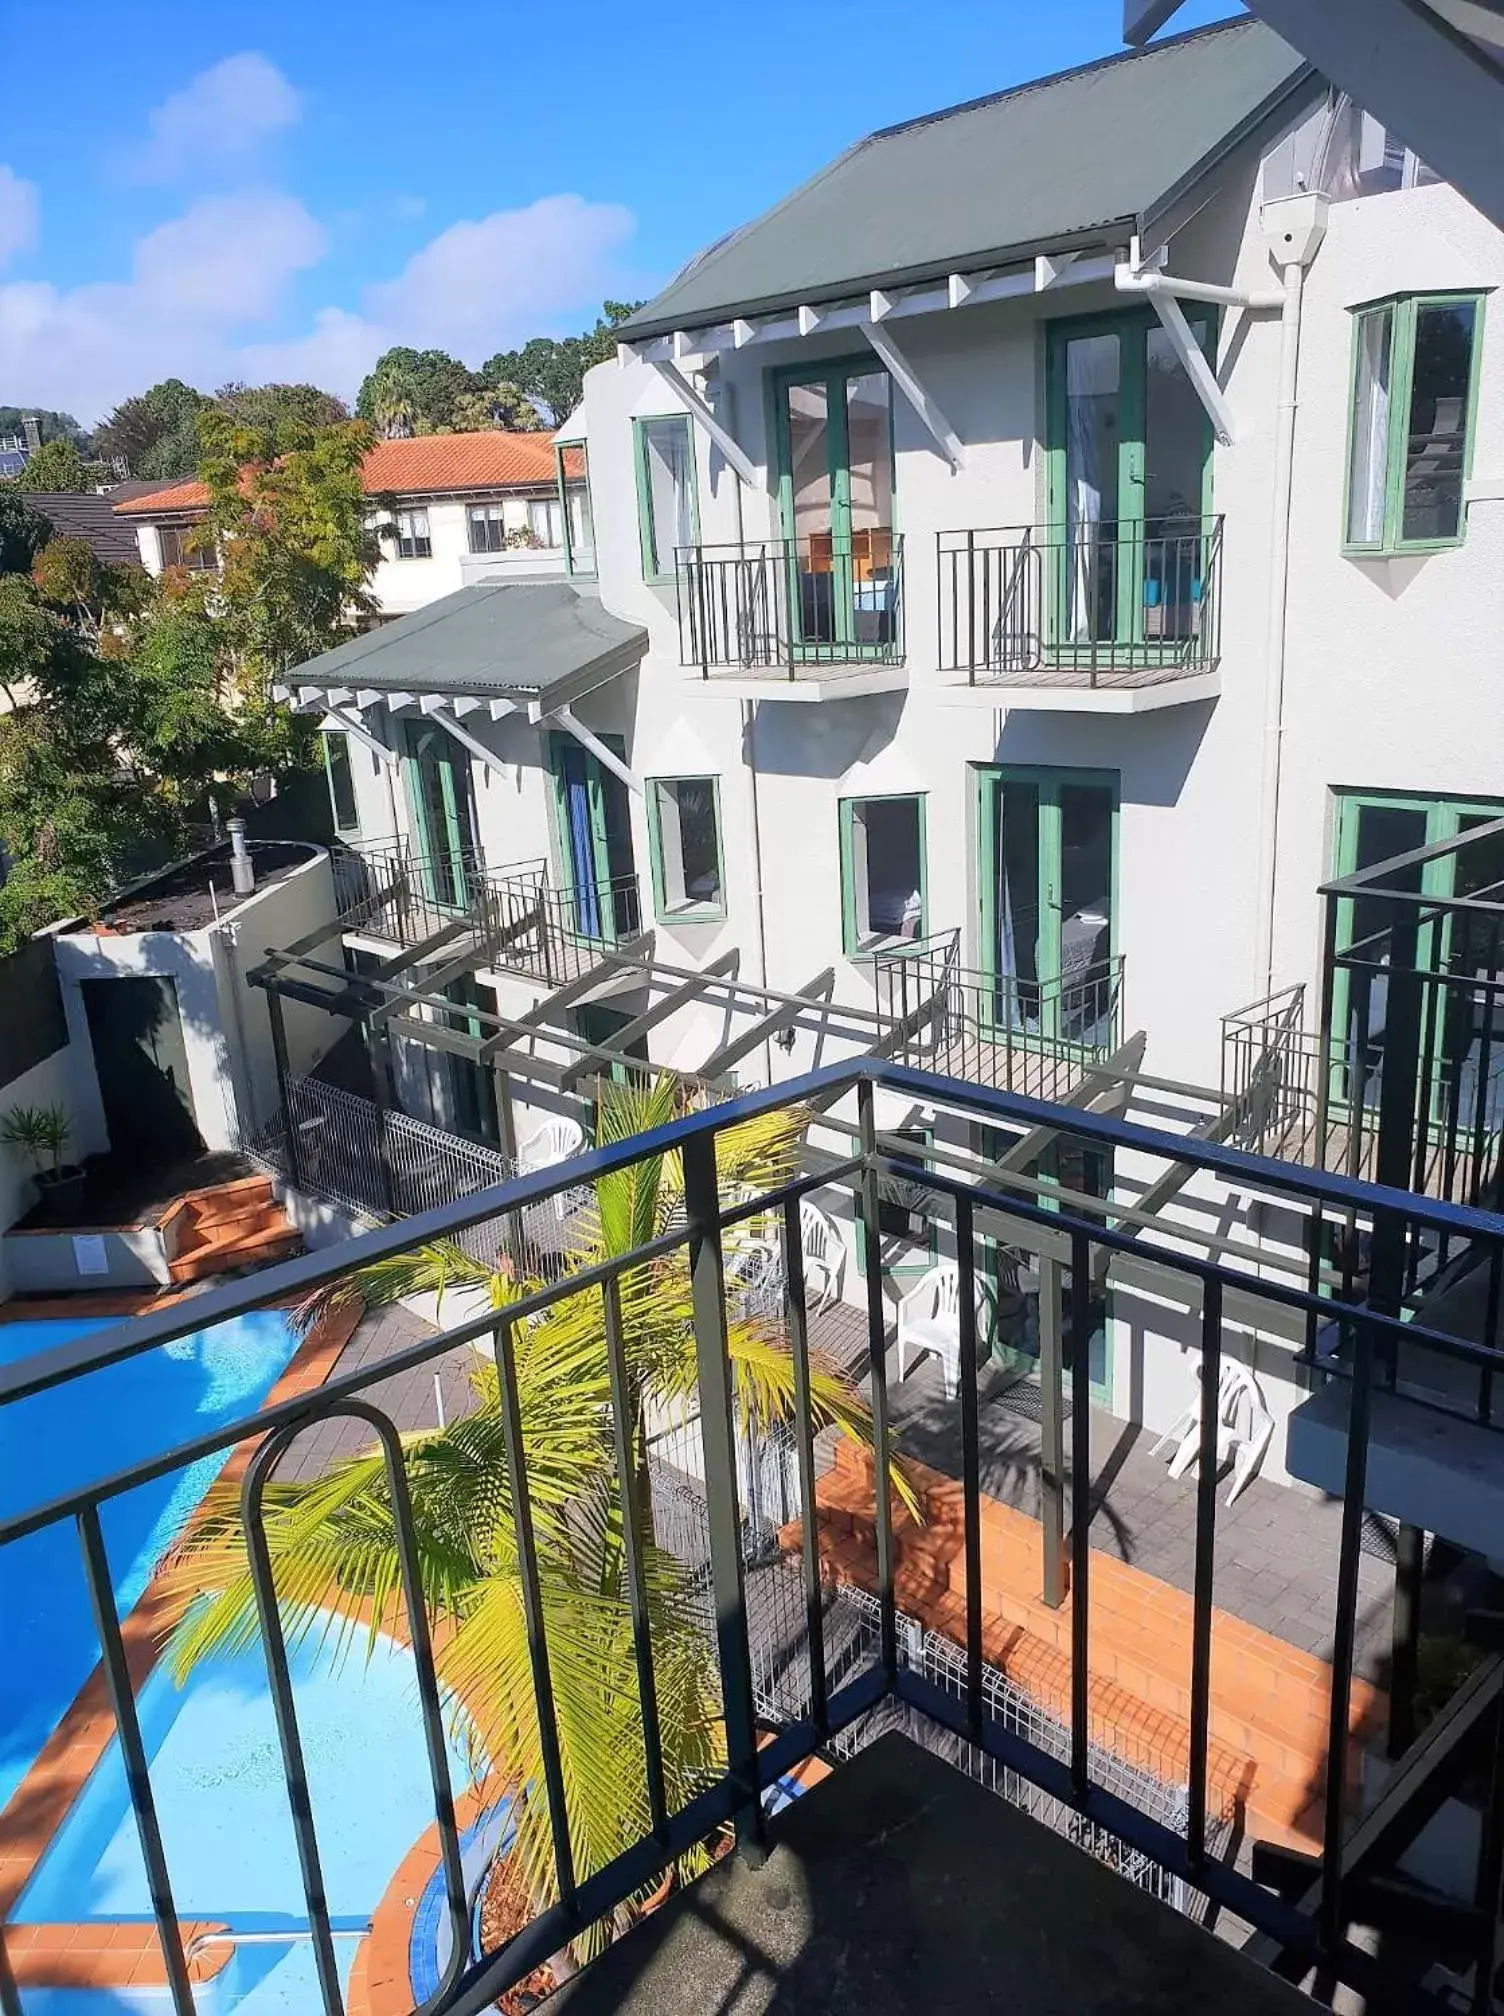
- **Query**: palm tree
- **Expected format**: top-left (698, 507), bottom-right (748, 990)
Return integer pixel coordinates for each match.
top-left (162, 1076), bottom-right (891, 1957)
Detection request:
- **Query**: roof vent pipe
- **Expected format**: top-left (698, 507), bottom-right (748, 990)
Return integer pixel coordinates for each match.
top-left (227, 818), bottom-right (255, 898)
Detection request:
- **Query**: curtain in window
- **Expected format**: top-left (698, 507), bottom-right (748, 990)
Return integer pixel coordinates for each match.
top-left (1064, 337), bottom-right (1114, 642)
top-left (1347, 310), bottom-right (1392, 544)
top-left (645, 421), bottom-right (693, 570)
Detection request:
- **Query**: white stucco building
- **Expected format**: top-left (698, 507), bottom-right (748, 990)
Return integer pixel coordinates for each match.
top-left (112, 431), bottom-right (587, 615)
top-left (268, 18), bottom-right (1504, 1494)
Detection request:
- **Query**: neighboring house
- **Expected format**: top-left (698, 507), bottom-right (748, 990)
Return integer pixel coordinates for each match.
top-left (268, 17), bottom-right (1504, 1495)
top-left (111, 431), bottom-right (584, 615)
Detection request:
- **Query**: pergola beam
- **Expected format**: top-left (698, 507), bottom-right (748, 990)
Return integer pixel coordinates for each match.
top-left (543, 706), bottom-right (643, 797)
top-left (697, 967), bottom-right (837, 1081)
top-left (861, 319), bottom-right (965, 470)
top-left (557, 950), bottom-right (741, 1090)
top-left (426, 706), bottom-right (509, 777)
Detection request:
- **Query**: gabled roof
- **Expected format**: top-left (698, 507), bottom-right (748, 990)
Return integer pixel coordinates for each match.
top-left (112, 430), bottom-right (562, 519)
top-left (622, 18), bottom-right (1310, 342)
top-left (281, 583), bottom-right (648, 710)
top-left (25, 491), bottom-right (142, 566)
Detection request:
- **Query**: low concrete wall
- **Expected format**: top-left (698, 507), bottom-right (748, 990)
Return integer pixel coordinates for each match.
top-left (2, 1224), bottom-right (169, 1292)
top-left (278, 1182), bottom-right (376, 1255)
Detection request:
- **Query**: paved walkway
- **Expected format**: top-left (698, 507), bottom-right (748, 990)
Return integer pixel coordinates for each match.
top-left (277, 1303), bottom-right (479, 1484)
top-left (807, 1304), bottom-right (1393, 1678)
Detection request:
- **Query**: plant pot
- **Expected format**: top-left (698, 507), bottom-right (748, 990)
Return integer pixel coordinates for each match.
top-left (36, 1164), bottom-right (88, 1213)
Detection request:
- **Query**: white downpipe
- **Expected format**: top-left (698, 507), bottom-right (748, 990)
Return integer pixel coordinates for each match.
top-left (1253, 262), bottom-right (1310, 1001)
top-left (1113, 265), bottom-right (1285, 313)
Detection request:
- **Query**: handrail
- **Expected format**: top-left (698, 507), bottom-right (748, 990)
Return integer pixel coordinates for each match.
top-left (676, 533), bottom-right (906, 678)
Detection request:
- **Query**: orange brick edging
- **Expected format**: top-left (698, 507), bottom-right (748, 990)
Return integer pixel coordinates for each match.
top-left (783, 1442), bottom-right (1386, 1851)
top-left (0, 1296), bottom-right (362, 1976)
top-left (5, 1920), bottom-right (233, 1992)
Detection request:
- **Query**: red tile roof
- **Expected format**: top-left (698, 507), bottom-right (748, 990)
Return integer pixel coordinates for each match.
top-left (113, 431), bottom-right (562, 517)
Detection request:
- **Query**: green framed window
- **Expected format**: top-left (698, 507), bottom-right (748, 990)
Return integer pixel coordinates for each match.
top-left (772, 356), bottom-right (899, 658)
top-left (548, 731), bottom-right (642, 943)
top-left (1344, 293), bottom-right (1485, 553)
top-left (633, 416), bottom-right (699, 583)
top-left (1330, 790), bottom-right (1504, 1118)
top-left (647, 776), bottom-right (725, 921)
top-left (555, 444), bottom-right (595, 579)
top-left (322, 730), bottom-right (360, 835)
top-left (401, 718), bottom-right (476, 910)
top-left (839, 794), bottom-right (926, 955)
top-left (976, 766), bottom-right (1118, 1047)
top-left (1044, 308), bottom-right (1215, 661)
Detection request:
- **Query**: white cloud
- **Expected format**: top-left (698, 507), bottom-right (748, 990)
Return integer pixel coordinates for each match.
top-left (130, 53), bottom-right (302, 183)
top-left (0, 166), bottom-right (38, 271)
top-left (0, 190), bottom-right (638, 426)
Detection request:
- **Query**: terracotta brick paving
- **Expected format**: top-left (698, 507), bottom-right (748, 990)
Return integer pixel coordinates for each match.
top-left (782, 1440), bottom-right (1387, 1852)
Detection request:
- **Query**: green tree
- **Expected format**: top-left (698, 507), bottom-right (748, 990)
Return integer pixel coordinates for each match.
top-left (213, 381), bottom-right (351, 451)
top-left (445, 382), bottom-right (544, 433)
top-left (355, 347), bottom-right (482, 438)
top-left (0, 408), bottom-right (90, 451)
top-left (163, 1081), bottom-right (889, 1957)
top-left (95, 379), bottom-right (209, 481)
top-left (483, 301), bottom-right (644, 426)
top-left (198, 409), bottom-right (383, 684)
top-left (15, 438), bottom-right (103, 494)
top-left (32, 537), bottom-right (151, 646)
top-left (0, 486), bottom-right (52, 576)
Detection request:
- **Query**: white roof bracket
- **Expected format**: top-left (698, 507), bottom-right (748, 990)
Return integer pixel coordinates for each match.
top-left (1034, 251), bottom-right (1079, 291)
top-left (732, 318), bottom-right (759, 348)
top-left (545, 705), bottom-right (644, 798)
top-left (861, 319), bottom-right (965, 472)
top-left (488, 698), bottom-right (518, 721)
top-left (1146, 290), bottom-right (1236, 447)
top-left (869, 288), bottom-right (898, 322)
top-left (325, 704), bottom-right (397, 767)
top-left (948, 272), bottom-right (975, 308)
top-left (649, 357), bottom-right (762, 491)
top-left (426, 707), bottom-right (509, 777)
top-left (797, 304), bottom-right (824, 336)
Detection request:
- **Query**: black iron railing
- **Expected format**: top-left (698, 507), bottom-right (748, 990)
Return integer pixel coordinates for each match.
top-left (5, 1058), bottom-right (1500, 2011)
top-left (331, 838), bottom-right (642, 983)
top-left (875, 931), bottom-right (1125, 1105)
top-left (677, 534), bottom-right (905, 678)
top-left (937, 516), bottom-right (1222, 684)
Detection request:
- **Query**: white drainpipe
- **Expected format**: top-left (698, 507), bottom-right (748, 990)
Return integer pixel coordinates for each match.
top-left (1253, 193), bottom-right (1329, 1003)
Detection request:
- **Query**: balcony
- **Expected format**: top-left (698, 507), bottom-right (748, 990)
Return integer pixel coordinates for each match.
top-left (676, 533), bottom-right (908, 701)
top-left (332, 836), bottom-right (644, 985)
top-left (938, 517), bottom-right (1223, 712)
top-left (7, 1057), bottom-right (1503, 2012)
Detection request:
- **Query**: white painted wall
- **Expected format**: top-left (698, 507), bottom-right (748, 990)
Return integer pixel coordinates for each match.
top-left (0, 1044), bottom-right (105, 1298)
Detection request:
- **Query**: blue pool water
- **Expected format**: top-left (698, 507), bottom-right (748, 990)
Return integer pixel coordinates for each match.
top-left (18, 1628), bottom-right (476, 2011)
top-left (0, 1310), bottom-right (302, 1815)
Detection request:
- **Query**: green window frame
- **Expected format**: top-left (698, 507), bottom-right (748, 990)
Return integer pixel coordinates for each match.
top-left (839, 793), bottom-right (927, 957)
top-left (633, 415), bottom-right (700, 584)
top-left (1342, 292), bottom-right (1486, 555)
top-left (975, 765), bottom-right (1119, 1047)
top-left (322, 730), bottom-right (360, 835)
top-left (646, 775), bottom-right (726, 922)
top-left (555, 443), bottom-right (596, 581)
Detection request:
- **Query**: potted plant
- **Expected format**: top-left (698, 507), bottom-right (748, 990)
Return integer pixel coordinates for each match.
top-left (0, 1103), bottom-right (87, 1213)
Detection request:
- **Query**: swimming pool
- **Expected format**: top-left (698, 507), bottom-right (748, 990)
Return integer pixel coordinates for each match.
top-left (0, 1309), bottom-right (303, 1814)
top-left (17, 1627), bottom-right (478, 2012)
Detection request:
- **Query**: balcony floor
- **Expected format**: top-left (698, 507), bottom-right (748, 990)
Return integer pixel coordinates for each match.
top-left (546, 1731), bottom-right (1309, 2014)
top-left (688, 661), bottom-right (910, 703)
top-left (944, 662), bottom-right (1221, 714)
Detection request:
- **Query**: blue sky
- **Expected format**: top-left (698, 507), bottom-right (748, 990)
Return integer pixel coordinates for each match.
top-left (0, 0), bottom-right (1236, 427)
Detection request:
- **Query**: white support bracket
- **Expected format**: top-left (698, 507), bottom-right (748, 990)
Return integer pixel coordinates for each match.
top-left (1147, 291), bottom-right (1236, 448)
top-left (427, 707), bottom-right (509, 777)
top-left (542, 705), bottom-right (644, 798)
top-left (649, 358), bottom-right (762, 491)
top-left (860, 318), bottom-right (965, 471)
top-left (325, 704), bottom-right (397, 767)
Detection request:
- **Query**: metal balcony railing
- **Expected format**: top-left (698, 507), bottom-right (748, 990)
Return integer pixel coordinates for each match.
top-left (937, 516), bottom-right (1222, 685)
top-left (676, 533), bottom-right (905, 678)
top-left (8, 1059), bottom-right (1500, 2012)
top-left (331, 838), bottom-right (643, 984)
top-left (875, 931), bottom-right (1125, 1105)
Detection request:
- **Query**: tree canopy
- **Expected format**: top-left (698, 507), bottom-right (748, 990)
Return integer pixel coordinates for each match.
top-left (213, 380), bottom-right (351, 450)
top-left (13, 438), bottom-right (106, 494)
top-left (0, 408), bottom-right (90, 451)
top-left (94, 379), bottom-right (209, 482)
top-left (483, 300), bottom-right (643, 426)
top-left (0, 487), bottom-right (52, 576)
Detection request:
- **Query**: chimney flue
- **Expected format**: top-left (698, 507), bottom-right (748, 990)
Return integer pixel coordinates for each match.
top-left (21, 415), bottom-right (42, 454)
top-left (227, 819), bottom-right (255, 898)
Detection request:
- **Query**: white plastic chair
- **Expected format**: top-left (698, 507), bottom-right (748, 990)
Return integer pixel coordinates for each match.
top-left (726, 1233), bottom-right (785, 1318)
top-left (799, 1200), bottom-right (846, 1315)
top-left (1150, 1358), bottom-right (1275, 1506)
top-left (517, 1116), bottom-right (587, 1221)
top-left (895, 1261), bottom-right (991, 1401)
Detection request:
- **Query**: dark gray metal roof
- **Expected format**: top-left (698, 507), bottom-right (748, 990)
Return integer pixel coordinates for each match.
top-left (285, 583), bottom-right (648, 707)
top-left (25, 491), bottom-right (142, 566)
top-left (624, 19), bottom-right (1309, 341)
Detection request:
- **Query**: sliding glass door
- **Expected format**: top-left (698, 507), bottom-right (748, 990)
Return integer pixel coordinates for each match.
top-left (774, 359), bottom-right (897, 655)
top-left (402, 721), bottom-right (477, 911)
top-left (979, 768), bottom-right (1117, 1047)
top-left (1047, 310), bottom-right (1213, 660)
